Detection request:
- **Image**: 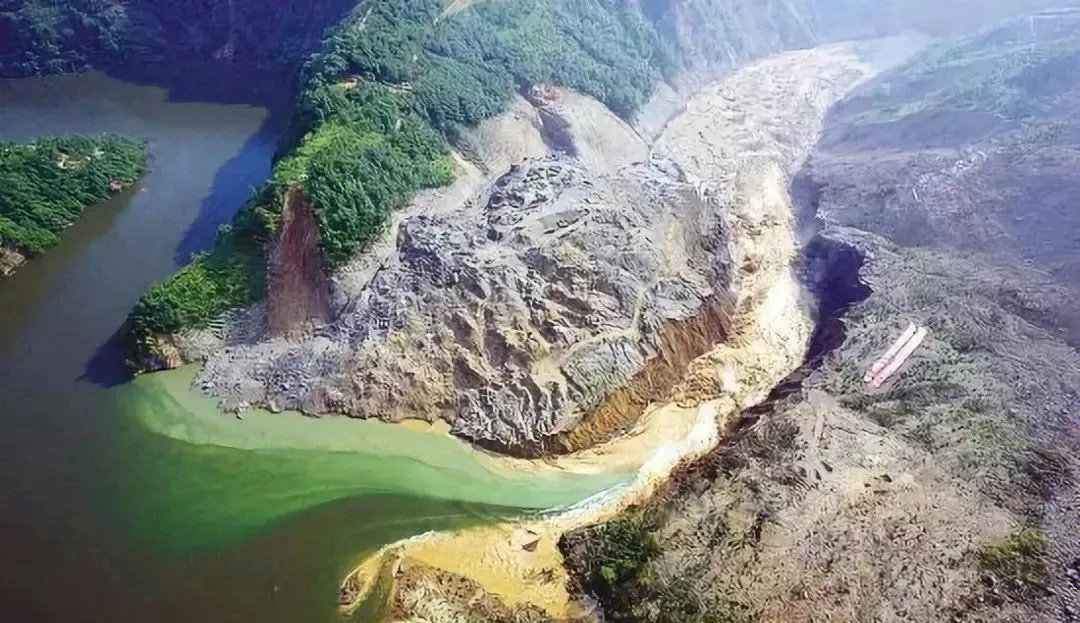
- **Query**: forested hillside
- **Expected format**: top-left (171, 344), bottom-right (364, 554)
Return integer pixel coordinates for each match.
top-left (0, 134), bottom-right (147, 262)
top-left (126, 0), bottom-right (676, 341)
top-left (0, 0), bottom-right (355, 77)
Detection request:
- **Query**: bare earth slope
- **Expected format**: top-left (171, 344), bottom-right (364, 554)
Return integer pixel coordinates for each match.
top-left (186, 86), bottom-right (729, 454)
top-left (563, 11), bottom-right (1080, 623)
top-left (329, 37), bottom-right (927, 622)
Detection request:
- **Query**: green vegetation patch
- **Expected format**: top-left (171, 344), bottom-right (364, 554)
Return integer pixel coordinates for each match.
top-left (575, 505), bottom-right (756, 623)
top-left (127, 235), bottom-right (264, 337)
top-left (576, 509), bottom-right (662, 621)
top-left (980, 528), bottom-right (1048, 592)
top-left (129, 0), bottom-right (676, 341)
top-left (0, 133), bottom-right (147, 253)
top-left (0, 0), bottom-right (134, 75)
top-left (591, 509), bottom-right (660, 588)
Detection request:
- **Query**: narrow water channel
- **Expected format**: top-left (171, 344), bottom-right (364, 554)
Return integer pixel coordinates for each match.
top-left (0, 72), bottom-right (626, 622)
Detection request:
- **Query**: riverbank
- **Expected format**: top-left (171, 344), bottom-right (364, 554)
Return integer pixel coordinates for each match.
top-left (0, 133), bottom-right (147, 277)
top-left (0, 71), bottom-right (302, 623)
top-left (335, 37), bottom-right (927, 620)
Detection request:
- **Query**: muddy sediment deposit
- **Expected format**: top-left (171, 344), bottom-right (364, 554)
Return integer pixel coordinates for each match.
top-left (186, 97), bottom-right (740, 453)
top-left (178, 35), bottom-right (926, 459)
top-left (544, 294), bottom-right (733, 455)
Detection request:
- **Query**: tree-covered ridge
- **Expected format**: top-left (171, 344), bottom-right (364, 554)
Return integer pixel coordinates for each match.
top-left (0, 0), bottom-right (357, 78)
top-left (0, 134), bottom-right (147, 253)
top-left (300, 0), bottom-right (673, 129)
top-left (0, 0), bottom-right (134, 76)
top-left (129, 0), bottom-right (677, 342)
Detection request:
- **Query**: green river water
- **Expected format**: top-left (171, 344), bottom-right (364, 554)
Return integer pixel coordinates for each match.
top-left (0, 71), bottom-right (627, 622)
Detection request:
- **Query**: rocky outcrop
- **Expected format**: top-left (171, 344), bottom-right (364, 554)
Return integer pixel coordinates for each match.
top-left (0, 247), bottom-right (26, 277)
top-left (524, 85), bottom-right (651, 172)
top-left (196, 149), bottom-right (733, 452)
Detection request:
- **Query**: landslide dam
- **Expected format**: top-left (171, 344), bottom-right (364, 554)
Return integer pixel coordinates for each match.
top-left (328, 35), bottom-right (927, 621)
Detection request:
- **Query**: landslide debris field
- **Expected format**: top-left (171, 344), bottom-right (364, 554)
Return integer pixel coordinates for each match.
top-left (333, 35), bottom-right (937, 623)
top-left (565, 12), bottom-right (1080, 623)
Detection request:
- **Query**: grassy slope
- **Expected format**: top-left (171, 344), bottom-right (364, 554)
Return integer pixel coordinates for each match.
top-left (0, 134), bottom-right (147, 253)
top-left (127, 0), bottom-right (675, 342)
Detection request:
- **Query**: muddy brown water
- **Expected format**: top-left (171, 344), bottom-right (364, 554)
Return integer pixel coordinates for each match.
top-left (0, 71), bottom-right (626, 622)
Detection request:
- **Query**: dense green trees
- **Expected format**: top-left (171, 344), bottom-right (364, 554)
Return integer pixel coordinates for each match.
top-left (301, 0), bottom-right (672, 131)
top-left (0, 134), bottom-right (146, 253)
top-left (0, 0), bottom-right (357, 77)
top-left (129, 0), bottom-right (679, 342)
top-left (274, 92), bottom-right (454, 265)
top-left (127, 235), bottom-right (264, 336)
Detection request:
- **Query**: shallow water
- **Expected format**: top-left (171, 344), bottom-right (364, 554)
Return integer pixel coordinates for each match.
top-left (0, 72), bottom-right (627, 622)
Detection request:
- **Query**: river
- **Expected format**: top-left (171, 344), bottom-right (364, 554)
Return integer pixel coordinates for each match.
top-left (0, 71), bottom-right (626, 622)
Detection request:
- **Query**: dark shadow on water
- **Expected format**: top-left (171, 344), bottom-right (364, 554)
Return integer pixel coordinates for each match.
top-left (80, 61), bottom-right (290, 387)
top-left (82, 107), bottom-right (285, 388)
top-left (104, 60), bottom-right (292, 265)
top-left (172, 111), bottom-right (284, 264)
top-left (81, 327), bottom-right (134, 388)
top-left (102, 59), bottom-right (297, 111)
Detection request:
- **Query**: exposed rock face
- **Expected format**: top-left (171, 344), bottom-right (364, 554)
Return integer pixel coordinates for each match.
top-left (266, 186), bottom-right (330, 332)
top-left (525, 85), bottom-right (651, 172)
top-left (354, 159), bottom-right (720, 445)
top-left (0, 247), bottom-right (26, 277)
top-left (452, 94), bottom-right (550, 174)
top-left (200, 152), bottom-right (733, 452)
